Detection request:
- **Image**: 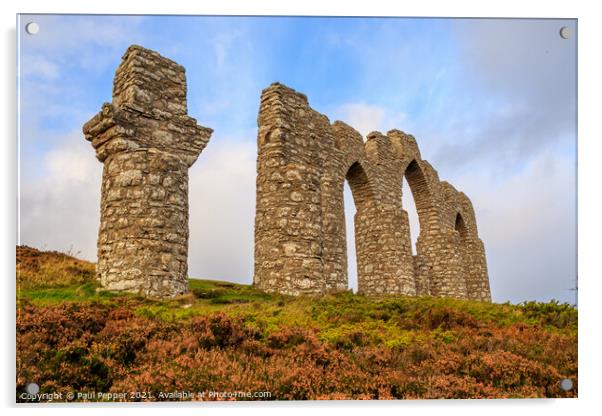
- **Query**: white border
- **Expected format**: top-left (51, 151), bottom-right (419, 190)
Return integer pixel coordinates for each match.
top-left (2, 1), bottom-right (600, 415)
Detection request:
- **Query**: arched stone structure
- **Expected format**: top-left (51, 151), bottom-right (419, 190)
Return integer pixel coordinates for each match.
top-left (254, 83), bottom-right (490, 301)
top-left (441, 183), bottom-right (491, 301)
top-left (83, 45), bottom-right (212, 297)
top-left (82, 46), bottom-right (488, 301)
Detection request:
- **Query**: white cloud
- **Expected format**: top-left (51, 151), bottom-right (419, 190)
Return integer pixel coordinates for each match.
top-left (19, 133), bottom-right (102, 261)
top-left (21, 15), bottom-right (146, 58)
top-left (44, 140), bottom-right (100, 184)
top-left (456, 151), bottom-right (576, 304)
top-left (332, 102), bottom-right (409, 137)
top-left (425, 19), bottom-right (578, 174)
top-left (335, 103), bottom-right (385, 137)
top-left (18, 15), bottom-right (148, 178)
top-left (188, 136), bottom-right (257, 283)
top-left (20, 55), bottom-right (60, 80)
top-left (19, 130), bottom-right (259, 286)
top-left (211, 30), bottom-right (242, 70)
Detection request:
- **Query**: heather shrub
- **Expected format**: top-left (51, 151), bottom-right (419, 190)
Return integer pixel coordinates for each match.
top-left (16, 246), bottom-right (577, 401)
top-left (17, 299), bottom-right (577, 401)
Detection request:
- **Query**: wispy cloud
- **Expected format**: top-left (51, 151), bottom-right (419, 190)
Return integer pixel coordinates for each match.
top-left (425, 19), bottom-right (577, 176)
top-left (188, 134), bottom-right (257, 283)
top-left (332, 102), bottom-right (409, 137)
top-left (20, 54), bottom-right (60, 80)
top-left (212, 30), bottom-right (242, 70)
top-left (19, 131), bottom-right (102, 260)
top-left (459, 150), bottom-right (576, 303)
top-left (20, 15), bottom-right (146, 70)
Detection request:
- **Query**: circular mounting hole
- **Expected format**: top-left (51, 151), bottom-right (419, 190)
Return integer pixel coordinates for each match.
top-left (559, 26), bottom-right (570, 39)
top-left (25, 22), bottom-right (39, 35)
top-left (560, 378), bottom-right (574, 391)
top-left (25, 382), bottom-right (40, 395)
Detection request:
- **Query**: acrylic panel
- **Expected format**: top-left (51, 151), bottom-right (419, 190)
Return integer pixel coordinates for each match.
top-left (16, 14), bottom-right (577, 402)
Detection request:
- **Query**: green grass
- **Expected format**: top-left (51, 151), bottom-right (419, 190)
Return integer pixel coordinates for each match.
top-left (17, 275), bottom-right (577, 348)
top-left (16, 245), bottom-right (577, 348)
top-left (17, 282), bottom-right (120, 304)
top-left (16, 247), bottom-right (578, 400)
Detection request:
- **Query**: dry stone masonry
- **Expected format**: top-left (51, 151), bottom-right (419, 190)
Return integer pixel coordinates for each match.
top-left (254, 83), bottom-right (491, 301)
top-left (83, 45), bottom-right (490, 301)
top-left (83, 45), bottom-right (212, 297)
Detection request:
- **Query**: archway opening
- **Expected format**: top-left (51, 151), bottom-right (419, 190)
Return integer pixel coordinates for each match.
top-left (402, 175), bottom-right (421, 255)
top-left (343, 181), bottom-right (357, 293)
top-left (455, 212), bottom-right (468, 240)
top-left (343, 161), bottom-right (374, 293)
top-left (403, 159), bottom-right (434, 255)
top-left (454, 212), bottom-right (470, 293)
top-left (403, 160), bottom-right (434, 231)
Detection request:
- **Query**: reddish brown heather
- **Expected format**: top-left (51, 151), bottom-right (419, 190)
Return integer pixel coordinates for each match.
top-left (15, 247), bottom-right (576, 402)
top-left (17, 245), bottom-right (96, 289)
top-left (17, 301), bottom-right (576, 401)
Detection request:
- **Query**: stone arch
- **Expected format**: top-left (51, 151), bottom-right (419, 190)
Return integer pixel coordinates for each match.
top-left (345, 160), bottom-right (376, 208)
top-left (449, 202), bottom-right (490, 302)
top-left (453, 210), bottom-right (472, 295)
top-left (253, 82), bottom-right (489, 300)
top-left (439, 182), bottom-right (490, 301)
top-left (321, 150), bottom-right (379, 293)
top-left (320, 121), bottom-right (381, 293)
top-left (402, 159), bottom-right (439, 234)
top-left (453, 211), bottom-right (471, 295)
top-left (455, 210), bottom-right (470, 247)
top-left (343, 160), bottom-right (378, 293)
top-left (399, 159), bottom-right (441, 296)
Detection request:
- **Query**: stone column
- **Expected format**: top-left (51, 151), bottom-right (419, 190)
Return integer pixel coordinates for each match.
top-left (356, 133), bottom-right (416, 296)
top-left (319, 160), bottom-right (349, 294)
top-left (468, 238), bottom-right (491, 301)
top-left (254, 83), bottom-right (327, 295)
top-left (459, 227), bottom-right (491, 302)
top-left (83, 45), bottom-right (212, 298)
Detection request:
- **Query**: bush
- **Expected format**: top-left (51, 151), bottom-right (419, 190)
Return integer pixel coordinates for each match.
top-left (17, 299), bottom-right (577, 401)
top-left (16, 246), bottom-right (578, 401)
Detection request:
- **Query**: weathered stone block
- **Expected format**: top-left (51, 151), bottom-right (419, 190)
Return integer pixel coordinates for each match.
top-left (83, 45), bottom-right (213, 298)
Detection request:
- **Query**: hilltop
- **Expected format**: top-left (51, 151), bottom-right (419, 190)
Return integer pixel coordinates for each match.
top-left (16, 246), bottom-right (577, 401)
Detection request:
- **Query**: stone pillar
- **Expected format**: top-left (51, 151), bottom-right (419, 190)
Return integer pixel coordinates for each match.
top-left (468, 238), bottom-right (491, 301)
top-left (459, 225), bottom-right (491, 302)
top-left (320, 158), bottom-right (349, 293)
top-left (254, 83), bottom-right (327, 295)
top-left (356, 133), bottom-right (416, 296)
top-left (433, 230), bottom-right (470, 299)
top-left (83, 45), bottom-right (212, 298)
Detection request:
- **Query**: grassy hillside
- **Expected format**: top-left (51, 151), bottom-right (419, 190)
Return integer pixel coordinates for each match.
top-left (16, 246), bottom-right (577, 401)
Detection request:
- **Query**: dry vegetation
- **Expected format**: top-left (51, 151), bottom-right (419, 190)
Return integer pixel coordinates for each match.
top-left (16, 246), bottom-right (577, 401)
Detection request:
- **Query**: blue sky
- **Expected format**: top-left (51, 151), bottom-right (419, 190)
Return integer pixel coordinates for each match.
top-left (18, 15), bottom-right (577, 304)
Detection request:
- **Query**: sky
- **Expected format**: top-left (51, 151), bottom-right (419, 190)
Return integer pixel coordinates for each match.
top-left (17, 15), bottom-right (577, 304)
